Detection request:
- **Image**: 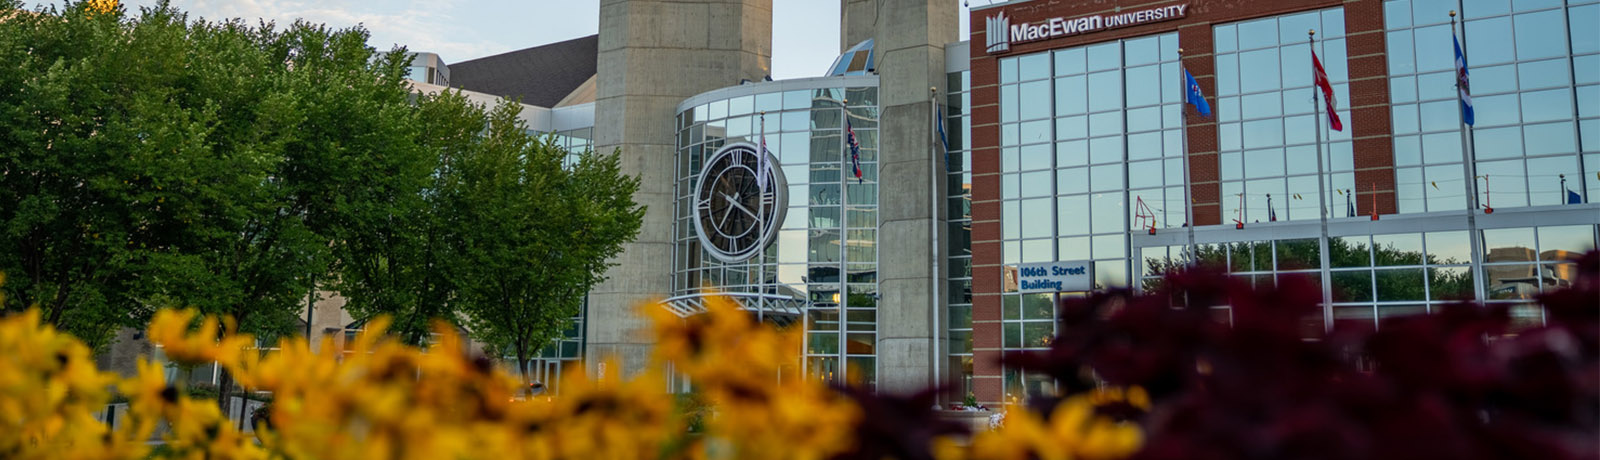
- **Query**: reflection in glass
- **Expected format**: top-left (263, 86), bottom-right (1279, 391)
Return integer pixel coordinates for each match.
top-left (1022, 293), bottom-right (1054, 320)
top-left (1276, 238), bottom-right (1321, 270)
top-left (1331, 270), bottom-right (1373, 302)
top-left (1022, 322), bottom-right (1055, 348)
top-left (1003, 323), bottom-right (1021, 348)
top-left (1333, 305), bottom-right (1375, 331)
top-left (1428, 266), bottom-right (1475, 300)
top-left (1375, 268), bottom-right (1426, 301)
top-left (1003, 295), bottom-right (1020, 320)
top-left (1331, 236), bottom-right (1371, 268)
top-left (1537, 226), bottom-right (1596, 259)
top-left (1485, 264), bottom-right (1539, 299)
top-left (1482, 227), bottom-right (1536, 262)
top-left (1372, 233), bottom-right (1424, 266)
top-left (1378, 304), bottom-right (1427, 321)
top-left (1426, 231), bottom-right (1472, 264)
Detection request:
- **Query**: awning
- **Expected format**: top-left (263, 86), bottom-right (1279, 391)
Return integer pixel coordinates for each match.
top-left (659, 292), bottom-right (808, 327)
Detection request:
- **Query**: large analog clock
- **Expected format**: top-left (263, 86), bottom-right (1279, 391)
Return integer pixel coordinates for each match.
top-left (693, 142), bottom-right (787, 263)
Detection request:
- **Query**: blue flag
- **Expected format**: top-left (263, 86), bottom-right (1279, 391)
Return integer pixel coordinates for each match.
top-left (1454, 33), bottom-right (1474, 126)
top-left (936, 106), bottom-right (950, 171)
top-left (1569, 189), bottom-right (1584, 204)
top-left (1184, 70), bottom-right (1211, 117)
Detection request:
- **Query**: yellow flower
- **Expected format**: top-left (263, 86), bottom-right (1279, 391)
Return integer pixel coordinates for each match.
top-left (84, 0), bottom-right (118, 14)
top-left (146, 309), bottom-right (255, 367)
top-left (0, 309), bottom-right (142, 460)
top-left (969, 387), bottom-right (1146, 460)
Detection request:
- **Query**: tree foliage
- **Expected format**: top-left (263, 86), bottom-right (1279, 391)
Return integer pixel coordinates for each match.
top-left (446, 100), bottom-right (643, 384)
top-left (0, 2), bottom-right (644, 391)
top-left (0, 1), bottom-right (343, 349)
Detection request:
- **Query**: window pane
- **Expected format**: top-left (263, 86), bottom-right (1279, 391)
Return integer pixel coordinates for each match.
top-left (1277, 238), bottom-right (1321, 270)
top-left (1332, 270), bottom-right (1374, 302)
top-left (1537, 225), bottom-right (1596, 258)
top-left (1485, 264), bottom-right (1539, 299)
top-left (1375, 268), bottom-right (1426, 301)
top-left (1426, 231), bottom-right (1473, 264)
top-left (1021, 198), bottom-right (1053, 239)
top-left (1022, 293), bottom-right (1054, 320)
top-left (1483, 227), bottom-right (1536, 262)
top-left (1019, 53), bottom-right (1050, 81)
top-left (1372, 233), bottom-right (1424, 266)
top-left (1022, 322), bottom-right (1055, 348)
top-left (1513, 10), bottom-right (1568, 61)
top-left (1331, 236), bottom-right (1371, 267)
top-left (1058, 196), bottom-right (1090, 236)
top-left (1428, 266), bottom-right (1475, 300)
top-left (1003, 295), bottom-right (1020, 319)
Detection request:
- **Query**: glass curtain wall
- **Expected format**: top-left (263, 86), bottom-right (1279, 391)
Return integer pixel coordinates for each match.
top-left (1213, 8), bottom-right (1355, 223)
top-left (945, 70), bottom-right (974, 403)
top-left (1385, 0), bottom-right (1598, 211)
top-left (673, 85), bottom-right (881, 389)
top-left (996, 32), bottom-right (1182, 400)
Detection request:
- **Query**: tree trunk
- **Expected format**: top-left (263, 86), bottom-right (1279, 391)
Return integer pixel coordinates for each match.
top-left (216, 367), bottom-right (235, 425)
top-left (515, 344), bottom-right (531, 398)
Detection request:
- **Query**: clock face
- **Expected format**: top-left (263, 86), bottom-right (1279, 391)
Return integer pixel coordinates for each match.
top-left (693, 143), bottom-right (787, 263)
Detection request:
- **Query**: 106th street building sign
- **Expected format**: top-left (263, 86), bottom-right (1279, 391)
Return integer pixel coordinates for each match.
top-left (1009, 261), bottom-right (1094, 293)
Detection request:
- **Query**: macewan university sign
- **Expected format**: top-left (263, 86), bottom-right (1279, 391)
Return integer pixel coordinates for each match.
top-left (985, 4), bottom-right (1189, 54)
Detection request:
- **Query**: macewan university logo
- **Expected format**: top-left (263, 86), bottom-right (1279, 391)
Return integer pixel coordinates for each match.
top-left (986, 12), bottom-right (1012, 53)
top-left (985, 3), bottom-right (1190, 54)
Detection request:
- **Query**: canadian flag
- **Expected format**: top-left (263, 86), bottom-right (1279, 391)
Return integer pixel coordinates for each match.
top-left (1311, 51), bottom-right (1343, 132)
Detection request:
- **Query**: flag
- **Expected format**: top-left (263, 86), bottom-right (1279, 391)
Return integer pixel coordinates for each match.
top-left (846, 120), bottom-right (863, 184)
top-left (1311, 50), bottom-right (1344, 132)
top-left (757, 114), bottom-right (771, 189)
top-left (1184, 69), bottom-right (1211, 117)
top-left (1267, 195), bottom-right (1277, 222)
top-left (1454, 33), bottom-right (1475, 126)
top-left (1569, 189), bottom-right (1584, 204)
top-left (936, 106), bottom-right (951, 171)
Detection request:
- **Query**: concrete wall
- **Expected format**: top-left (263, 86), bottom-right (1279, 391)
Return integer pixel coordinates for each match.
top-left (843, 0), bottom-right (958, 394)
top-left (588, 0), bottom-right (773, 378)
top-left (840, 0), bottom-right (875, 52)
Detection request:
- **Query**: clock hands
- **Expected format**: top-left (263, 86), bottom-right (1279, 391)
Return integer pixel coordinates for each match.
top-left (722, 192), bottom-right (760, 220)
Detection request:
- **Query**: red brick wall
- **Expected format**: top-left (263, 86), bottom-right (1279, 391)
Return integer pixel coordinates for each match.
top-left (969, 37), bottom-right (1004, 402)
top-left (965, 0), bottom-right (1395, 406)
top-left (1343, 0), bottom-right (1398, 216)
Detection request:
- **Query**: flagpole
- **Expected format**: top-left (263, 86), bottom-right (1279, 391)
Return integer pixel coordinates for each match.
top-left (1310, 29), bottom-right (1334, 333)
top-left (839, 104), bottom-right (850, 385)
top-left (1178, 48), bottom-right (1197, 265)
top-left (758, 112), bottom-right (767, 325)
top-left (929, 87), bottom-right (943, 397)
top-left (1452, 11), bottom-right (1488, 304)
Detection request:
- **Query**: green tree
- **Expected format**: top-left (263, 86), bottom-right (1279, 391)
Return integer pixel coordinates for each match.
top-left (447, 101), bottom-right (643, 388)
top-left (0, 2), bottom-right (329, 353)
top-left (0, 1), bottom-right (500, 410)
top-left (283, 27), bottom-right (447, 346)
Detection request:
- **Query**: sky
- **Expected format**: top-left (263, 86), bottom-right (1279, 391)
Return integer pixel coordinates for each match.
top-left (24, 0), bottom-right (975, 80)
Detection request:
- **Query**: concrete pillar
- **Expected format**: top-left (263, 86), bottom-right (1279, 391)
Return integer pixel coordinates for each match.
top-left (845, 0), bottom-right (957, 394)
top-left (588, 0), bottom-right (772, 379)
top-left (840, 0), bottom-right (876, 52)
